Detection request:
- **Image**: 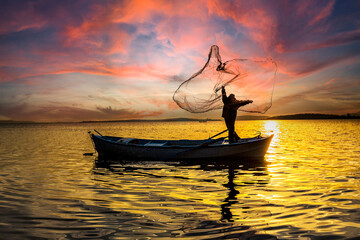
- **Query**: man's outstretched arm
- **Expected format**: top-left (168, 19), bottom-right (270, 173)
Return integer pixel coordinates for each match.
top-left (232, 100), bottom-right (253, 108)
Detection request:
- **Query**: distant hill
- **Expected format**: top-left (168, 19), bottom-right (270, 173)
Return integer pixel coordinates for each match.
top-left (353, 111), bottom-right (360, 116)
top-left (268, 113), bottom-right (360, 120)
top-left (0, 120), bottom-right (35, 124)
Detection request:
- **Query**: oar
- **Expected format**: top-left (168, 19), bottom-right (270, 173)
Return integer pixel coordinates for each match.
top-left (160, 130), bottom-right (228, 161)
top-left (208, 129), bottom-right (228, 139)
top-left (94, 129), bottom-right (103, 136)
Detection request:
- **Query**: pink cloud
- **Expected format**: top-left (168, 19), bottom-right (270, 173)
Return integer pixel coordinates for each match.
top-left (0, 2), bottom-right (48, 34)
top-left (1, 0), bottom-right (359, 121)
top-left (277, 51), bottom-right (360, 78)
top-left (307, 0), bottom-right (335, 26)
top-left (1, 60), bottom-right (174, 84)
top-left (206, 0), bottom-right (358, 60)
top-left (4, 0), bottom-right (345, 84)
top-left (143, 98), bottom-right (179, 110)
top-left (301, 29), bottom-right (360, 51)
top-left (61, 9), bottom-right (134, 54)
top-left (208, 0), bottom-right (277, 51)
top-left (324, 78), bottom-right (337, 89)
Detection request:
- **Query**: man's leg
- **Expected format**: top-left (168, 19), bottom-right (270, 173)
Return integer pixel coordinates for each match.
top-left (234, 131), bottom-right (240, 141)
top-left (227, 117), bottom-right (236, 143)
top-left (232, 115), bottom-right (240, 141)
top-left (225, 117), bottom-right (234, 143)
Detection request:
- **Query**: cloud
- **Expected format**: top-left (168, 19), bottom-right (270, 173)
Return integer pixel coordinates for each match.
top-left (0, 0), bottom-right (359, 120)
top-left (277, 48), bottom-right (360, 77)
top-left (271, 74), bottom-right (360, 114)
top-left (0, 103), bottom-right (164, 122)
top-left (141, 97), bottom-right (179, 110)
top-left (2, 0), bottom-right (358, 81)
top-left (301, 29), bottom-right (360, 51)
top-left (307, 0), bottom-right (335, 26)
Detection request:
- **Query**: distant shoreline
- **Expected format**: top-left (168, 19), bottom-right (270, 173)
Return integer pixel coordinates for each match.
top-left (267, 113), bottom-right (360, 120)
top-left (0, 113), bottom-right (359, 124)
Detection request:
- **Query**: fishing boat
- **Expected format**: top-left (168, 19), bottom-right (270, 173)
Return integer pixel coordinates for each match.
top-left (89, 131), bottom-right (273, 161)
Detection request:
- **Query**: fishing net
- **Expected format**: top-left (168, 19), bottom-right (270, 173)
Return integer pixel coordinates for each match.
top-left (173, 45), bottom-right (277, 114)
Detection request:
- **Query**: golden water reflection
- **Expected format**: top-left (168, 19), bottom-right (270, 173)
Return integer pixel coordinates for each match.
top-left (0, 120), bottom-right (359, 239)
top-left (91, 120), bottom-right (360, 238)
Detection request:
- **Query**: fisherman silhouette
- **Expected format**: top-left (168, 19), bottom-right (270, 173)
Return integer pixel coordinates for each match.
top-left (221, 86), bottom-right (253, 143)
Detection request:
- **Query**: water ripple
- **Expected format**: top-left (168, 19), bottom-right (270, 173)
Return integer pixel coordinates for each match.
top-left (0, 121), bottom-right (359, 239)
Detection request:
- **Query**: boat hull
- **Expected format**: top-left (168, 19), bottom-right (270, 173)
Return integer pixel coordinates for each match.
top-left (91, 134), bottom-right (273, 161)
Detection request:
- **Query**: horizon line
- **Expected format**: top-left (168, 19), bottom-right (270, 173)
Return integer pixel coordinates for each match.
top-left (1, 113), bottom-right (359, 124)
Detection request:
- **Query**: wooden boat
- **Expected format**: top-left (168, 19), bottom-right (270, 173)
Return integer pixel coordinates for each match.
top-left (90, 132), bottom-right (273, 161)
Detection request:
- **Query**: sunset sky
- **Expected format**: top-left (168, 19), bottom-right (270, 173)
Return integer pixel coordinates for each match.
top-left (1, 0), bottom-right (359, 122)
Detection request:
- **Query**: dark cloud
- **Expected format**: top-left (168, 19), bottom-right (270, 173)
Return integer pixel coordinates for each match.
top-left (0, 103), bottom-right (164, 122)
top-left (96, 106), bottom-right (133, 116)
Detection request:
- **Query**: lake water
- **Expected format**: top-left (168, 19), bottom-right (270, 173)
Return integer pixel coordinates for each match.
top-left (0, 120), bottom-right (359, 239)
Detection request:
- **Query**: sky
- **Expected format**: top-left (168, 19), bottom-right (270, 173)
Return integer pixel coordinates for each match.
top-left (0, 0), bottom-right (359, 122)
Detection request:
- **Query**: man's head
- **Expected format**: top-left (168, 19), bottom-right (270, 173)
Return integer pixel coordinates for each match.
top-left (229, 94), bottom-right (236, 102)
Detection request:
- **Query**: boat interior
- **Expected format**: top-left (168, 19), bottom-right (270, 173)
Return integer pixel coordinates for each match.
top-left (101, 136), bottom-right (220, 146)
top-left (97, 135), bottom-right (263, 147)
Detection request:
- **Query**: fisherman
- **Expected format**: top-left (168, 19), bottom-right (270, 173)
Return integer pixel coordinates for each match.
top-left (222, 86), bottom-right (253, 143)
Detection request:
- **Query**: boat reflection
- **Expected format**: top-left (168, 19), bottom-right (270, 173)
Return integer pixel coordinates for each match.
top-left (95, 155), bottom-right (267, 169)
top-left (94, 156), bottom-right (269, 223)
top-left (221, 167), bottom-right (238, 222)
top-left (93, 156), bottom-right (276, 238)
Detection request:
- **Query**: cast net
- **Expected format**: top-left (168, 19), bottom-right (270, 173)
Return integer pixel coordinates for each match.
top-left (173, 45), bottom-right (277, 113)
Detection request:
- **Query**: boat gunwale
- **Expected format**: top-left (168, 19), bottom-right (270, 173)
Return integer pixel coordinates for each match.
top-left (91, 134), bottom-right (273, 149)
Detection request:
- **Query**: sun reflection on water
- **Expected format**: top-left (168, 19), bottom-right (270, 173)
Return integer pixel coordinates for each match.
top-left (0, 120), bottom-right (359, 239)
top-left (263, 120), bottom-right (280, 140)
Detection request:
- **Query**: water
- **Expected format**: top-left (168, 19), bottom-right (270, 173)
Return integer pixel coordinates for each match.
top-left (0, 120), bottom-right (359, 239)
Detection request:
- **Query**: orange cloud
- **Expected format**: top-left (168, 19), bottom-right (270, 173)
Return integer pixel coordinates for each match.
top-left (1, 0), bottom-right (359, 121)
